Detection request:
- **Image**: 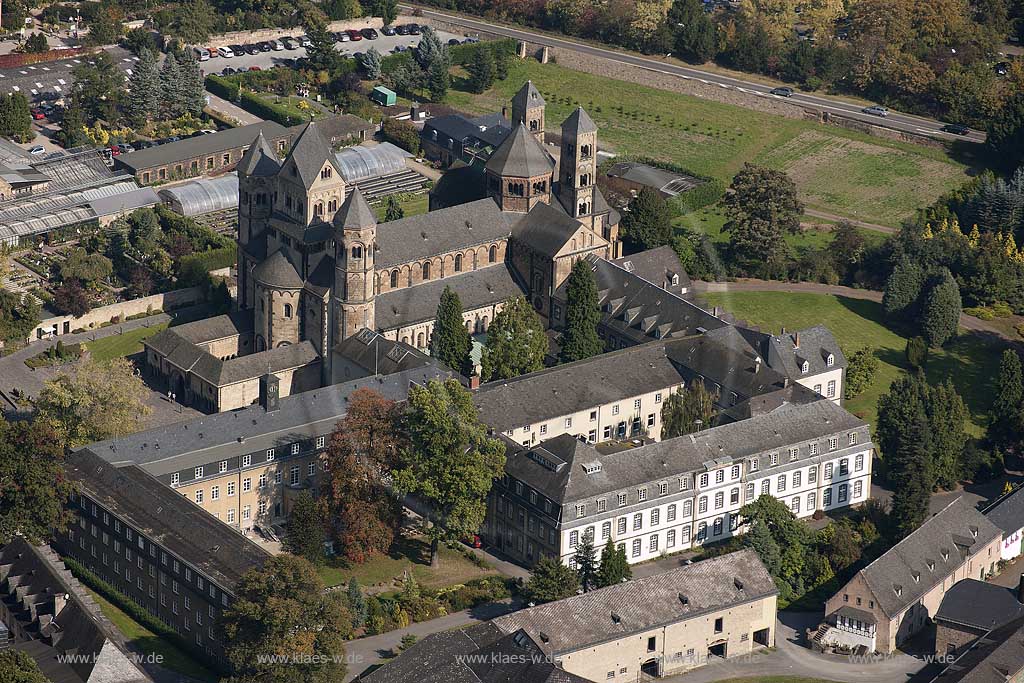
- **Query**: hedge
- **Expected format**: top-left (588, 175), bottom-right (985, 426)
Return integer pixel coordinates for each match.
top-left (176, 247), bottom-right (236, 277)
top-left (204, 74), bottom-right (240, 102)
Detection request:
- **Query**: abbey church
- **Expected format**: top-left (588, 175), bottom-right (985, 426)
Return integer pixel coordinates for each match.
top-left (142, 82), bottom-right (622, 412)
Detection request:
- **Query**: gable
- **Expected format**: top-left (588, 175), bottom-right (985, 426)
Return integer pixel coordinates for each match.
top-left (553, 225), bottom-right (606, 258)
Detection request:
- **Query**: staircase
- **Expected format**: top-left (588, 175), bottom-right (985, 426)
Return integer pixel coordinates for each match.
top-left (810, 623), bottom-right (831, 648)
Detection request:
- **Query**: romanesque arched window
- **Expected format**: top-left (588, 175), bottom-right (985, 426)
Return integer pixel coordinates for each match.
top-left (489, 245), bottom-right (497, 263)
top-left (328, 199), bottom-right (338, 212)
top-left (422, 262), bottom-right (431, 280)
top-left (454, 254), bottom-right (463, 272)
top-left (390, 270), bottom-right (399, 288)
top-left (581, 144), bottom-right (592, 158)
top-left (352, 245), bottom-right (363, 259)
top-left (321, 166), bottom-right (332, 180)
top-left (314, 202), bottom-right (324, 216)
top-left (284, 304), bottom-right (292, 318)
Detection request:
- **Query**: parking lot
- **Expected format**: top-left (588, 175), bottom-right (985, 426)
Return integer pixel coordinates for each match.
top-left (202, 25), bottom-right (467, 76)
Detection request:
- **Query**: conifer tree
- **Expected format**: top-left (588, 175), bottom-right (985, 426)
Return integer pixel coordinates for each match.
top-left (427, 58), bottom-right (449, 102)
top-left (384, 195), bottom-right (404, 222)
top-left (124, 48), bottom-right (160, 127)
top-left (993, 349), bottom-right (1024, 448)
top-left (429, 286), bottom-right (472, 373)
top-left (359, 47), bottom-right (383, 79)
top-left (596, 538), bottom-right (631, 587)
top-left (176, 50), bottom-right (207, 117)
top-left (467, 46), bottom-right (495, 93)
top-left (159, 52), bottom-right (184, 119)
top-left (559, 260), bottom-right (603, 363)
top-left (480, 296), bottom-right (547, 381)
top-left (573, 533), bottom-right (598, 591)
top-left (347, 577), bottom-right (366, 628)
top-left (921, 268), bottom-right (962, 347)
top-left (889, 413), bottom-right (935, 538)
top-left (525, 556), bottom-right (579, 604)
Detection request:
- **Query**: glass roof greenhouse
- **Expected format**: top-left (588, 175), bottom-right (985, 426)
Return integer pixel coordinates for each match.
top-left (334, 142), bottom-right (410, 183)
top-left (158, 173), bottom-right (239, 216)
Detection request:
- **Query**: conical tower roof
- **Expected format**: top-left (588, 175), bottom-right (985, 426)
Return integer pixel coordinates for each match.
top-left (512, 80), bottom-right (545, 112)
top-left (282, 121), bottom-right (342, 189)
top-left (252, 249), bottom-right (303, 289)
top-left (562, 106), bottom-right (598, 135)
top-left (237, 130), bottom-right (280, 177)
top-left (485, 123), bottom-right (554, 178)
top-left (333, 187), bottom-right (376, 230)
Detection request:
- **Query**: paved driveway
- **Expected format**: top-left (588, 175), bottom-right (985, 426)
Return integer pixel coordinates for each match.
top-left (663, 612), bottom-right (924, 683)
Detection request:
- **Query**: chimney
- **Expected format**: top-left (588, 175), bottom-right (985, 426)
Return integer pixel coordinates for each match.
top-left (793, 331), bottom-right (801, 349)
top-left (54, 592), bottom-right (68, 617)
top-left (754, 356), bottom-right (761, 373)
top-left (1016, 574), bottom-right (1024, 604)
top-left (469, 374), bottom-right (481, 390)
top-left (501, 105), bottom-right (508, 120)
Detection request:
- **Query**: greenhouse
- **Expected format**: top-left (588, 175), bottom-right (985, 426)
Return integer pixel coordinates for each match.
top-left (334, 143), bottom-right (411, 184)
top-left (159, 173), bottom-right (239, 217)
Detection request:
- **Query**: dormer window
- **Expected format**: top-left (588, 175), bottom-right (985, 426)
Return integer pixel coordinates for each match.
top-left (912, 572), bottom-right (920, 583)
top-left (826, 353), bottom-right (835, 367)
top-left (801, 361), bottom-right (809, 374)
top-left (941, 549), bottom-right (949, 560)
top-left (927, 560), bottom-right (935, 571)
top-left (893, 584), bottom-right (902, 597)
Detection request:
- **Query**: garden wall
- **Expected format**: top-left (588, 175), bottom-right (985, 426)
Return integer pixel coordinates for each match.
top-left (29, 286), bottom-right (204, 341)
top-left (206, 17), bottom-right (386, 48)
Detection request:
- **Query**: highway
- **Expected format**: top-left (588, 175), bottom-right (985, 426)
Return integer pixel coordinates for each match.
top-left (403, 4), bottom-right (986, 145)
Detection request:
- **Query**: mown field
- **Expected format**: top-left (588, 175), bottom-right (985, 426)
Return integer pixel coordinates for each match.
top-left (449, 60), bottom-right (969, 228)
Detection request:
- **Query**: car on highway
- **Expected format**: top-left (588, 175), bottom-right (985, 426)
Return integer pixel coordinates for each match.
top-left (361, 28), bottom-right (378, 39)
top-left (406, 23), bottom-right (422, 35)
top-left (942, 123), bottom-right (970, 135)
top-left (769, 87), bottom-right (794, 97)
top-left (863, 105), bottom-right (889, 117)
top-left (381, 25), bottom-right (396, 35)
top-left (29, 145), bottom-right (45, 155)
top-left (347, 29), bottom-right (363, 41)
top-left (217, 46), bottom-right (234, 58)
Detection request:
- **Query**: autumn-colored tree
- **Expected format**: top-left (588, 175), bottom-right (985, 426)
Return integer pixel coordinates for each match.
top-left (322, 389), bottom-right (404, 563)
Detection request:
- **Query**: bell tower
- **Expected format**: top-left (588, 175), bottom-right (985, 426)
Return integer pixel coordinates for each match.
top-left (511, 80), bottom-right (545, 147)
top-left (559, 107), bottom-right (598, 221)
top-left (332, 188), bottom-right (377, 345)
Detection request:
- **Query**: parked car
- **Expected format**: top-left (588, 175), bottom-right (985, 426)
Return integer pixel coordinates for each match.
top-left (462, 36), bottom-right (479, 43)
top-left (30, 108), bottom-right (45, 120)
top-left (394, 24), bottom-right (409, 35)
top-left (996, 61), bottom-right (1011, 76)
top-left (193, 47), bottom-right (210, 61)
top-left (942, 123), bottom-right (970, 135)
top-left (270, 39), bottom-right (284, 51)
top-left (206, 46), bottom-right (220, 57)
top-left (245, 44), bottom-right (259, 55)
top-left (338, 32), bottom-right (351, 42)
top-left (221, 66), bottom-right (236, 75)
top-left (281, 36), bottom-right (298, 49)
top-left (447, 38), bottom-right (460, 46)
top-left (29, 145), bottom-right (45, 155)
top-left (381, 24), bottom-right (396, 35)
top-left (217, 46), bottom-right (234, 58)
top-left (116, 143), bottom-right (134, 154)
top-left (463, 535), bottom-right (482, 549)
top-left (361, 28), bottom-right (378, 39)
top-left (108, 145), bottom-right (121, 156)
top-left (248, 65), bottom-right (261, 71)
top-left (393, 44), bottom-right (408, 52)
top-left (299, 35), bottom-right (311, 47)
top-left (230, 44), bottom-right (246, 55)
top-left (258, 41), bottom-right (272, 51)
top-left (133, 140), bottom-right (154, 149)
top-left (862, 105), bottom-right (889, 117)
top-left (347, 29), bottom-right (363, 41)
top-left (769, 87), bottom-right (794, 97)
top-left (406, 23), bottom-right (421, 35)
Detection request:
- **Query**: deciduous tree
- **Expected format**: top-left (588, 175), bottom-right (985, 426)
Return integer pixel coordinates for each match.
top-left (480, 296), bottom-right (547, 381)
top-left (392, 379), bottom-right (505, 565)
top-left (0, 418), bottom-right (74, 543)
top-left (0, 290), bottom-right (40, 346)
top-left (661, 379), bottom-right (716, 438)
top-left (844, 348), bottom-right (879, 399)
top-left (50, 281), bottom-right (91, 318)
top-left (723, 164), bottom-right (801, 275)
top-left (220, 555), bottom-right (352, 683)
top-left (0, 649), bottom-right (48, 683)
top-left (559, 259), bottom-right (603, 363)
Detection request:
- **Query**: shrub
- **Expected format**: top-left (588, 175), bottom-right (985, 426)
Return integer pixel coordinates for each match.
top-left (175, 247), bottom-right (235, 286)
top-left (672, 178), bottom-right (727, 213)
top-left (906, 336), bottom-right (928, 368)
top-left (992, 301), bottom-right (1014, 317)
top-left (381, 117), bottom-right (420, 154)
top-left (1018, 323), bottom-right (1024, 339)
top-left (964, 305), bottom-right (996, 320)
top-left (205, 74), bottom-right (240, 101)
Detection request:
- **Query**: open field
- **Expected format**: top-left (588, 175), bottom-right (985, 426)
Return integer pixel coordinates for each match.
top-left (450, 60), bottom-right (969, 228)
top-left (675, 207), bottom-right (888, 252)
top-left (85, 323), bottom-right (168, 361)
top-left (84, 588), bottom-right (217, 682)
top-left (317, 536), bottom-right (499, 590)
top-left (702, 291), bottom-right (1005, 441)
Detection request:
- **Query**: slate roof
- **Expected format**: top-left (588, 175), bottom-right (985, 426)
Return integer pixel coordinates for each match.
top-left (333, 329), bottom-right (436, 378)
top-left (932, 617), bottom-right (1024, 683)
top-left (113, 121), bottom-right (288, 173)
top-left (709, 324), bottom-right (847, 379)
top-left (376, 198), bottom-right (511, 268)
top-left (333, 186), bottom-right (376, 229)
top-left (611, 245), bottom-right (690, 294)
top-left (502, 399), bottom-right (866, 505)
top-left (79, 367), bottom-right (459, 474)
top-left (282, 121), bottom-right (344, 189)
top-left (855, 498), bottom-right (1002, 619)
top-left (362, 622), bottom-right (590, 683)
top-left (375, 264), bottom-right (523, 331)
top-left (428, 161), bottom-right (487, 210)
top-left (510, 200), bottom-right (592, 257)
top-left (190, 340), bottom-right (320, 386)
top-left (561, 106), bottom-right (598, 135)
top-left (252, 249), bottom-right (304, 289)
top-left (936, 580), bottom-right (1024, 631)
top-left (313, 113), bottom-right (374, 142)
top-left (985, 485), bottom-right (1024, 534)
top-left (484, 123), bottom-right (554, 178)
top-left (237, 130), bottom-right (280, 177)
top-left (493, 549), bottom-right (776, 655)
top-left (666, 334), bottom-right (788, 402)
top-left (512, 80), bottom-right (545, 114)
top-left (66, 449), bottom-right (270, 589)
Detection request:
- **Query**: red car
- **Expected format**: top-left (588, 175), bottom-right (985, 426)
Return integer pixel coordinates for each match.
top-left (347, 29), bottom-right (363, 41)
top-left (30, 108), bottom-right (45, 120)
top-left (108, 145), bottom-right (120, 156)
top-left (249, 65), bottom-right (261, 71)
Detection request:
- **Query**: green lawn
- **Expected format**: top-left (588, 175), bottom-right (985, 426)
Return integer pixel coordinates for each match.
top-left (702, 292), bottom-right (1005, 441)
top-left (317, 536), bottom-right (498, 590)
top-left (84, 588), bottom-right (217, 682)
top-left (252, 92), bottom-right (328, 124)
top-left (717, 678), bottom-right (838, 683)
top-left (449, 60), bottom-right (969, 227)
top-left (373, 192), bottom-right (429, 221)
top-left (85, 323), bottom-right (168, 361)
top-left (675, 207), bottom-right (888, 252)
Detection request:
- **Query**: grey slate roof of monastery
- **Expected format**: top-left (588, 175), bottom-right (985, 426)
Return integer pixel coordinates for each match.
top-left (933, 616), bottom-right (1024, 683)
top-left (66, 449), bottom-right (270, 589)
top-left (252, 249), bottom-right (304, 289)
top-left (362, 622), bottom-right (591, 683)
top-left (113, 121), bottom-right (288, 173)
top-left (237, 130), bottom-right (280, 177)
top-left (375, 264), bottom-right (523, 331)
top-left (611, 245), bottom-right (691, 293)
top-left (512, 80), bottom-right (545, 113)
top-left (502, 398), bottom-right (866, 505)
top-left (375, 198), bottom-right (512, 268)
top-left (0, 539), bottom-right (152, 683)
top-left (935, 580), bottom-right (1024, 631)
top-left (473, 340), bottom-right (685, 431)
top-left (333, 329), bottom-right (436, 376)
top-left (428, 161), bottom-right (488, 210)
top-left (858, 498), bottom-right (1002, 618)
top-left (666, 334), bottom-right (788, 400)
top-left (510, 200), bottom-right (591, 257)
top-left (79, 367), bottom-right (458, 474)
top-left (284, 121), bottom-right (344, 189)
top-left (493, 549), bottom-right (776, 655)
top-left (985, 485), bottom-right (1024, 534)
top-left (191, 340), bottom-right (320, 386)
top-left (561, 106), bottom-right (598, 135)
top-left (333, 186), bottom-right (376, 229)
top-left (484, 123), bottom-right (554, 178)
top-left (712, 324), bottom-right (847, 378)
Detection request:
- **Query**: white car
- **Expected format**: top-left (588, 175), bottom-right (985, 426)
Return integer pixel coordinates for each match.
top-left (217, 46), bottom-right (234, 58)
top-left (299, 35), bottom-right (311, 47)
top-left (29, 145), bottom-right (45, 155)
top-left (193, 47), bottom-right (210, 61)
top-left (270, 39), bottom-right (284, 51)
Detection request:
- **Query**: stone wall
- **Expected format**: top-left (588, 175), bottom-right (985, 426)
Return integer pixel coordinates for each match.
top-left (29, 286), bottom-right (205, 341)
top-left (206, 17), bottom-right (386, 48)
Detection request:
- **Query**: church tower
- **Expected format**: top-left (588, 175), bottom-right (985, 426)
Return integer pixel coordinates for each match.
top-left (511, 81), bottom-right (545, 147)
top-left (236, 130), bottom-right (280, 310)
top-left (558, 107), bottom-right (598, 221)
top-left (332, 188), bottom-right (377, 345)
